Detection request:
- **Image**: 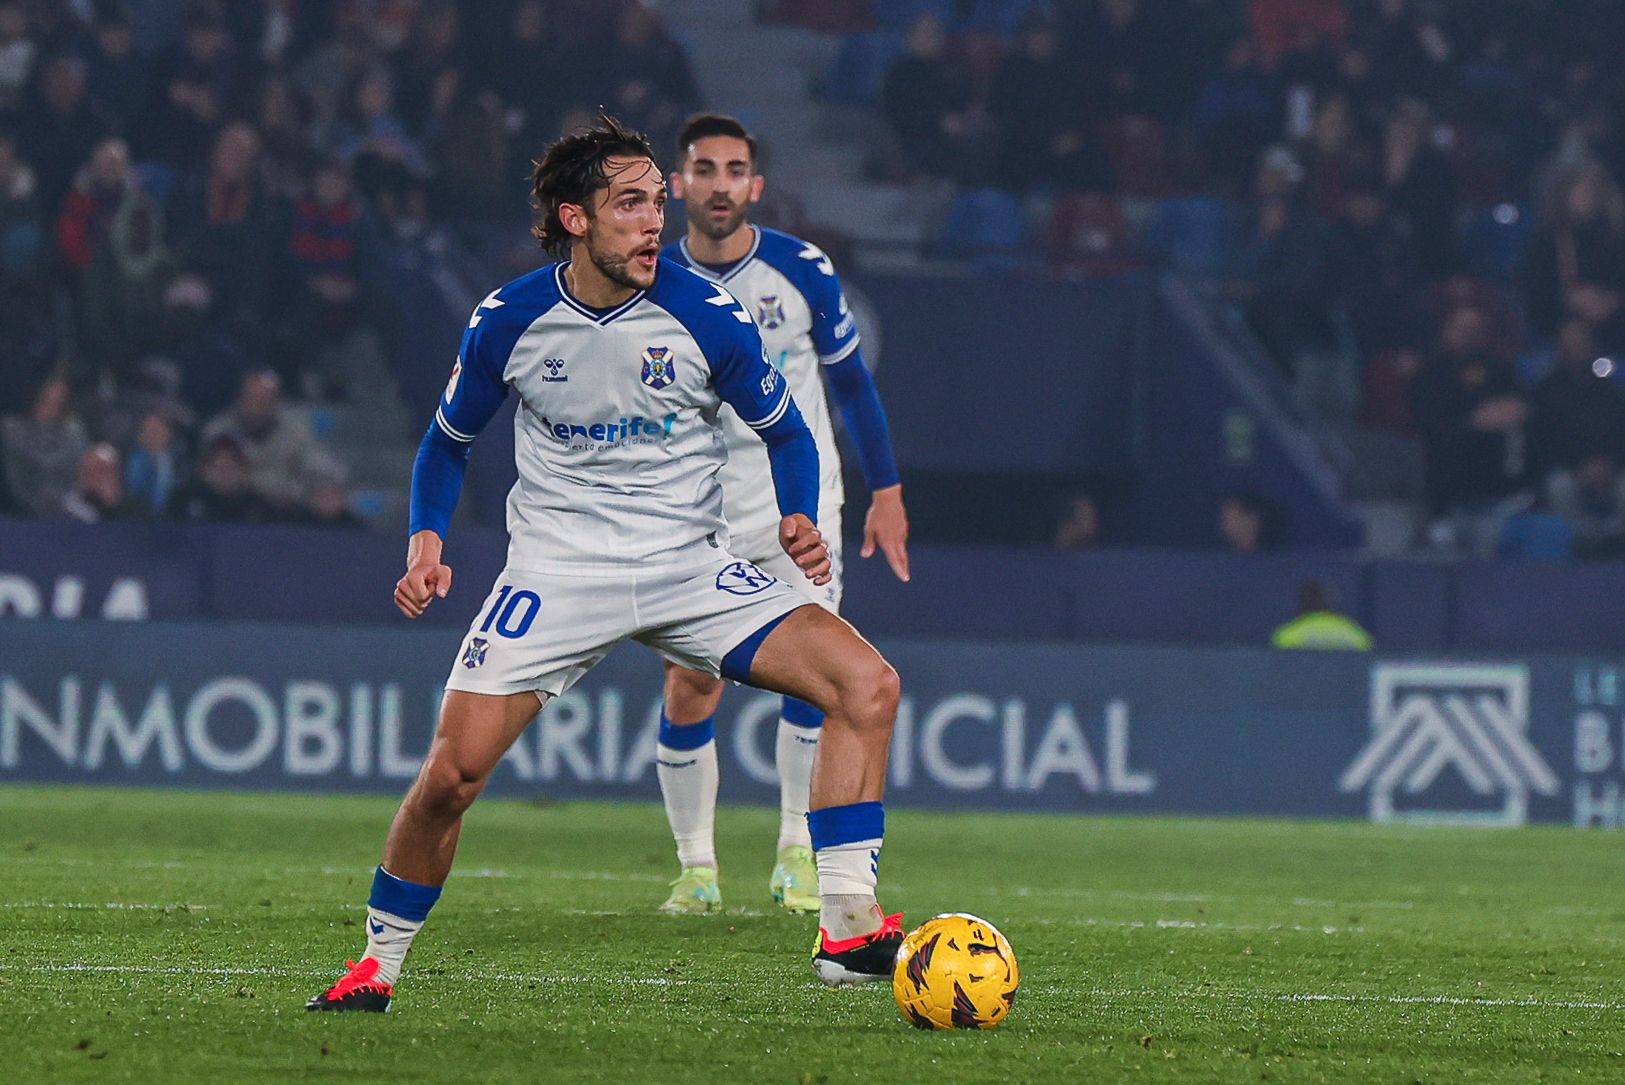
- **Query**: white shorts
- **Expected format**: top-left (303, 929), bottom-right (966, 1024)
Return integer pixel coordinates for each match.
top-left (444, 551), bottom-right (812, 697)
top-left (728, 514), bottom-right (843, 614)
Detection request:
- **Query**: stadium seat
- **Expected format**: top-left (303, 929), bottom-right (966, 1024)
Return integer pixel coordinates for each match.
top-left (1497, 509), bottom-right (1575, 561)
top-left (933, 188), bottom-right (1026, 268)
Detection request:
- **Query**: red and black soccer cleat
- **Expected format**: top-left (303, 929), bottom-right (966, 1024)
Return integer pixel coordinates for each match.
top-left (811, 912), bottom-right (904, 987)
top-left (306, 957), bottom-right (393, 1012)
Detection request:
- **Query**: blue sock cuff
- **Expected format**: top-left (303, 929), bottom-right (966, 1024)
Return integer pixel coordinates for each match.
top-left (658, 712), bottom-right (715, 750)
top-left (781, 696), bottom-right (824, 728)
top-left (807, 801), bottom-right (885, 850)
top-left (369, 865), bottom-right (441, 922)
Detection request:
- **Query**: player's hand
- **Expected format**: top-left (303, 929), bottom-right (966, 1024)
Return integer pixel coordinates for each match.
top-left (862, 485), bottom-right (910, 582)
top-left (779, 513), bottom-right (832, 586)
top-left (395, 530), bottom-right (452, 619)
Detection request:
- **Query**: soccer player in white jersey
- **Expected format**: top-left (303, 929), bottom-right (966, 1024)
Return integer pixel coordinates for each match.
top-left (651, 114), bottom-right (909, 916)
top-left (306, 117), bottom-right (904, 1012)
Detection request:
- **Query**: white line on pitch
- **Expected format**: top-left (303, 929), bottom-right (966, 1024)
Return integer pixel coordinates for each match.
top-left (1057, 986), bottom-right (1625, 1012)
top-left (0, 963), bottom-right (687, 985)
top-left (1021, 916), bottom-right (1364, 935)
top-left (0, 901), bottom-right (208, 911)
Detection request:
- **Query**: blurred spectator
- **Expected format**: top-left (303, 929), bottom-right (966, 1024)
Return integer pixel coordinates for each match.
top-left (21, 53), bottom-right (110, 218)
top-left (1190, 35), bottom-right (1278, 188)
top-left (0, 0), bottom-right (37, 120)
top-left (1521, 159), bottom-right (1625, 347)
top-left (54, 136), bottom-right (135, 271)
top-left (302, 466), bottom-right (366, 529)
top-left (138, 1), bottom-right (245, 171)
top-left (390, 0), bottom-right (464, 135)
top-left (277, 157), bottom-right (387, 395)
top-left (167, 432), bottom-right (276, 523)
top-left (83, 6), bottom-right (150, 135)
top-left (484, 0), bottom-right (580, 163)
top-left (881, 15), bottom-right (976, 179)
top-left (60, 442), bottom-right (134, 523)
top-left (1053, 492), bottom-right (1103, 549)
top-left (1270, 581), bottom-right (1372, 650)
top-left (599, 4), bottom-right (701, 161)
top-left (989, 15), bottom-right (1112, 194)
top-left (169, 122), bottom-right (276, 337)
top-left (1411, 305), bottom-right (1528, 545)
top-left (1380, 99), bottom-right (1458, 278)
top-left (426, 69), bottom-right (510, 217)
top-left (1325, 167), bottom-right (1426, 359)
top-left (123, 410), bottom-right (186, 517)
top-left (201, 370), bottom-right (326, 510)
top-left (1233, 146), bottom-right (1333, 381)
top-left (328, 65), bottom-right (430, 181)
top-left (1219, 490), bottom-right (1285, 551)
top-left (254, 74), bottom-right (316, 201)
top-left (1547, 453), bottom-right (1625, 559)
top-left (1070, 0), bottom-right (1168, 118)
top-left (1526, 319), bottom-right (1625, 478)
top-left (1, 375), bottom-right (89, 517)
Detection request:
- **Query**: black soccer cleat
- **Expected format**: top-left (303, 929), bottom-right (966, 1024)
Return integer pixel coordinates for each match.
top-left (811, 912), bottom-right (904, 987)
top-left (306, 958), bottom-right (393, 1012)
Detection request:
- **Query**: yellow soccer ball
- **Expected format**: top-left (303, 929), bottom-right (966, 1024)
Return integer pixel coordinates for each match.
top-left (891, 913), bottom-right (1019, 1029)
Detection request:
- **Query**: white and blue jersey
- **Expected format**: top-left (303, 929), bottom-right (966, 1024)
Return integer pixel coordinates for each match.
top-left (421, 257), bottom-right (813, 575)
top-left (666, 226), bottom-right (870, 540)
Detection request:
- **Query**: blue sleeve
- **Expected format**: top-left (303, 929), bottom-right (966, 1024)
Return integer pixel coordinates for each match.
top-left (409, 290), bottom-right (512, 536)
top-left (711, 318), bottom-right (819, 521)
top-left (793, 240), bottom-right (861, 362)
top-left (823, 346), bottom-right (900, 490)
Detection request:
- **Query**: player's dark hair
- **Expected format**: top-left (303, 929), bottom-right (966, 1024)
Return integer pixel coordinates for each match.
top-left (676, 113), bottom-right (760, 170)
top-left (528, 113), bottom-right (657, 255)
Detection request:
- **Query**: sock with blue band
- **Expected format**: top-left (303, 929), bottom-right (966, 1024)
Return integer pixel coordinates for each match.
top-left (364, 865), bottom-right (441, 985)
top-left (808, 801), bottom-right (885, 940)
top-left (656, 713), bottom-right (718, 869)
top-left (776, 697), bottom-right (822, 851)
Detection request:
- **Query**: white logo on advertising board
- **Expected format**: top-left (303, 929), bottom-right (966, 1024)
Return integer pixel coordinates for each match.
top-left (1340, 664), bottom-right (1558, 826)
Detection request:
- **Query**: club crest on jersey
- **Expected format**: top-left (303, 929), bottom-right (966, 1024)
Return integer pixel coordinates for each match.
top-left (756, 295), bottom-right (785, 329)
top-left (716, 560), bottom-right (777, 596)
top-left (641, 346), bottom-right (676, 389)
top-left (462, 637), bottom-right (489, 669)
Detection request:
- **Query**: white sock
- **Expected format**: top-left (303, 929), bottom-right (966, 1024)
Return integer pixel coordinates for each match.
top-left (364, 908), bottom-right (423, 985)
top-left (808, 801), bottom-right (884, 940)
top-left (775, 717), bottom-right (818, 851)
top-left (819, 892), bottom-right (883, 942)
top-left (656, 714), bottom-right (718, 869)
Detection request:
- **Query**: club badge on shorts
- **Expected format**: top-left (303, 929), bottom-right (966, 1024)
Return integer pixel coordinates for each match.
top-left (462, 637), bottom-right (489, 669)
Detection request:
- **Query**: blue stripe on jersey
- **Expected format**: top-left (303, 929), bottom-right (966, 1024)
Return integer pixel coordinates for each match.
top-left (720, 609), bottom-right (796, 684)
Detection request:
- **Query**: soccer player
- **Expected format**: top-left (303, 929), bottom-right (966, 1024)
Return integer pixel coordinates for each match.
top-left (306, 117), bottom-right (903, 1012)
top-left (652, 114), bottom-right (908, 916)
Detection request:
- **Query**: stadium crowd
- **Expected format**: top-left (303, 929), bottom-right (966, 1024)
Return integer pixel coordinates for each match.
top-left (7, 0), bottom-right (1625, 560)
top-left (0, 0), bottom-right (697, 525)
top-left (794, 0), bottom-right (1625, 556)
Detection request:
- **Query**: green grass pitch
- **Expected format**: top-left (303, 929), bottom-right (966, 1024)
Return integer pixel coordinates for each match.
top-left (4, 785), bottom-right (1625, 1083)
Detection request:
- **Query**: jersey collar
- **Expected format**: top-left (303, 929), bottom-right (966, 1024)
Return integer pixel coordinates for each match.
top-left (679, 225), bottom-right (760, 284)
top-left (554, 263), bottom-right (647, 325)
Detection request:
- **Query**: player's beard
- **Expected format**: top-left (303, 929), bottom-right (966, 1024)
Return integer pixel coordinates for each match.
top-left (585, 226), bottom-right (656, 291)
top-left (689, 198), bottom-right (748, 242)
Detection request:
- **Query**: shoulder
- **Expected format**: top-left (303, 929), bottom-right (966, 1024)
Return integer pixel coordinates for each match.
top-left (753, 226), bottom-right (839, 284)
top-left (472, 262), bottom-right (566, 330)
top-left (647, 258), bottom-right (758, 359)
top-left (658, 239), bottom-right (688, 268)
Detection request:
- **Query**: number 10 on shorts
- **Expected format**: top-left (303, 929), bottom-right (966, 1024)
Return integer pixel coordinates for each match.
top-left (480, 585), bottom-right (540, 639)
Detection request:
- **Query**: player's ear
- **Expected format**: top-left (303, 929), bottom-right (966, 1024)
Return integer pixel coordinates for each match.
top-left (748, 174), bottom-right (765, 204)
top-left (559, 201), bottom-right (590, 239)
top-left (668, 170), bottom-right (686, 201)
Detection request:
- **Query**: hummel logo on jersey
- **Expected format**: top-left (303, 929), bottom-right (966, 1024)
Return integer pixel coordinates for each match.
top-left (716, 561), bottom-right (777, 596)
top-left (542, 358), bottom-right (567, 382)
top-left (757, 295), bottom-right (786, 329)
top-left (641, 346), bottom-right (676, 389)
top-left (541, 413), bottom-right (678, 447)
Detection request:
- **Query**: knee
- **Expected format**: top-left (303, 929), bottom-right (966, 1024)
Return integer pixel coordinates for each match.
top-left (837, 656), bottom-right (900, 732)
top-left (664, 664), bottom-right (723, 716)
top-left (412, 753), bottom-right (485, 820)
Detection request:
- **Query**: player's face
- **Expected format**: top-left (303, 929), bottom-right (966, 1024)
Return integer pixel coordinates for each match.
top-left (675, 135), bottom-right (762, 241)
top-left (582, 155), bottom-right (666, 290)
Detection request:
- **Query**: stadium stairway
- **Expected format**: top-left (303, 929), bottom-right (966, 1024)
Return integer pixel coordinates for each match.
top-left (660, 0), bottom-right (941, 255)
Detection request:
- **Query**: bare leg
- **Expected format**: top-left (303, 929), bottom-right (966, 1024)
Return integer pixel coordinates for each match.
top-left (381, 689), bottom-right (543, 885)
top-left (662, 660), bottom-right (724, 723)
top-left (745, 605), bottom-right (899, 811)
